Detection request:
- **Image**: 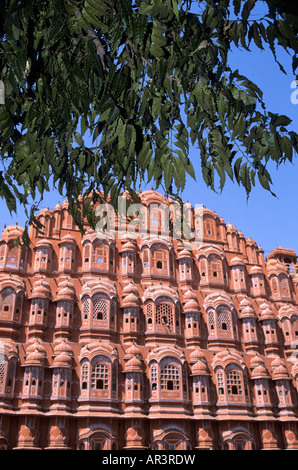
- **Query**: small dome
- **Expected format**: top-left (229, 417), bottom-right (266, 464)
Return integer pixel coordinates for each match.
top-left (1, 224), bottom-right (24, 243)
top-left (191, 359), bottom-right (210, 376)
top-left (251, 364), bottom-right (270, 380)
top-left (183, 289), bottom-right (198, 302)
top-left (25, 340), bottom-right (46, 365)
top-left (122, 282), bottom-right (139, 307)
top-left (38, 208), bottom-right (53, 217)
top-left (35, 239), bottom-right (53, 250)
top-left (189, 348), bottom-right (206, 364)
top-left (259, 302), bottom-right (275, 320)
top-left (125, 356), bottom-right (143, 372)
top-left (53, 340), bottom-right (73, 355)
top-left (59, 233), bottom-right (76, 245)
top-left (250, 354), bottom-right (264, 368)
top-left (31, 279), bottom-right (51, 299)
top-left (123, 281), bottom-right (139, 296)
top-left (57, 279), bottom-right (75, 301)
top-left (272, 364), bottom-right (289, 380)
top-left (125, 343), bottom-right (142, 358)
top-left (249, 265), bottom-right (263, 275)
top-left (184, 298), bottom-right (200, 313)
top-left (123, 293), bottom-right (139, 307)
top-left (53, 352), bottom-right (73, 368)
top-left (178, 248), bottom-right (192, 259)
top-left (230, 256), bottom-right (244, 266)
top-left (239, 298), bottom-right (255, 318)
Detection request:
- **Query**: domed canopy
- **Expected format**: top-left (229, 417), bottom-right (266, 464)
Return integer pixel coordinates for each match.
top-left (230, 256), bottom-right (244, 267)
top-left (259, 302), bottom-right (275, 321)
top-left (239, 298), bottom-right (256, 318)
top-left (1, 224), bottom-right (24, 243)
top-left (58, 233), bottom-right (76, 245)
top-left (125, 343), bottom-right (142, 359)
top-left (122, 282), bottom-right (140, 307)
top-left (191, 359), bottom-right (210, 376)
top-left (25, 340), bottom-right (47, 366)
top-left (124, 355), bottom-right (143, 372)
top-left (251, 364), bottom-right (270, 380)
top-left (57, 279), bottom-right (76, 302)
top-left (52, 341), bottom-right (74, 368)
top-left (189, 348), bottom-right (206, 364)
top-left (271, 358), bottom-right (290, 380)
top-left (31, 279), bottom-right (51, 299)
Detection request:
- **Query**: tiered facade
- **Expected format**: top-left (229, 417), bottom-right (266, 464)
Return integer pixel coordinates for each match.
top-left (1, 190), bottom-right (298, 450)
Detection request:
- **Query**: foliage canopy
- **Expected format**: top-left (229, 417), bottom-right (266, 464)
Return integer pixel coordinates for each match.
top-left (1, 0), bottom-right (298, 239)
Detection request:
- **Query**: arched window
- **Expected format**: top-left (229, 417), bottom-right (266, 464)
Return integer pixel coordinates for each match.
top-left (92, 297), bottom-right (108, 322)
top-left (83, 243), bottom-right (91, 265)
top-left (92, 243), bottom-right (108, 270)
top-left (146, 303), bottom-right (153, 328)
top-left (81, 362), bottom-right (89, 391)
top-left (91, 362), bottom-right (109, 390)
top-left (0, 288), bottom-right (15, 320)
top-left (209, 257), bottom-right (223, 282)
top-left (156, 303), bottom-right (173, 329)
top-left (150, 364), bottom-right (158, 391)
top-left (152, 248), bottom-right (169, 275)
top-left (227, 370), bottom-right (242, 396)
top-left (160, 364), bottom-right (180, 391)
top-left (216, 364), bottom-right (248, 404)
top-left (218, 311), bottom-right (231, 331)
top-left (216, 369), bottom-right (225, 396)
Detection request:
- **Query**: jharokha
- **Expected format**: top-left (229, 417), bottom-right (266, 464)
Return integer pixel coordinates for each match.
top-left (1, 190), bottom-right (298, 450)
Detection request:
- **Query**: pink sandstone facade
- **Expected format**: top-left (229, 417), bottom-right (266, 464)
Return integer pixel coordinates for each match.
top-left (1, 190), bottom-right (298, 450)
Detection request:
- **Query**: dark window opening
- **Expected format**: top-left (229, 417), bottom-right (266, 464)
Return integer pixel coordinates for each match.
top-left (167, 380), bottom-right (174, 390)
top-left (96, 379), bottom-right (104, 389)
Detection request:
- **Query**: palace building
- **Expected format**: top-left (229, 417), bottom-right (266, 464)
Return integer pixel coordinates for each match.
top-left (1, 190), bottom-right (298, 450)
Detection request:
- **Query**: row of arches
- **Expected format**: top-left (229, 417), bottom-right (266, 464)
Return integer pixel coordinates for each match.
top-left (1, 344), bottom-right (297, 415)
top-left (0, 417), bottom-right (275, 450)
top-left (0, 233), bottom-right (295, 301)
top-left (1, 278), bottom-right (298, 351)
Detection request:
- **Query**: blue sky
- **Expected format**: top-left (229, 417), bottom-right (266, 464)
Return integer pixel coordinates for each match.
top-left (1, 12), bottom-right (298, 259)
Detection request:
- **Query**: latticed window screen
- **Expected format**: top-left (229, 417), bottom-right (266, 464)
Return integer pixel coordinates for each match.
top-left (7, 360), bottom-right (16, 383)
top-left (194, 375), bottom-right (207, 391)
top-left (227, 370), bottom-right (242, 395)
top-left (156, 303), bottom-right (173, 325)
top-left (81, 363), bottom-right (89, 386)
top-left (0, 361), bottom-right (6, 386)
top-left (146, 303), bottom-right (153, 323)
top-left (217, 370), bottom-right (224, 393)
top-left (218, 311), bottom-right (231, 330)
top-left (92, 298), bottom-right (108, 320)
top-left (91, 363), bottom-right (109, 389)
top-left (160, 365), bottom-right (180, 390)
top-left (151, 365), bottom-right (157, 385)
top-left (208, 310), bottom-right (215, 328)
top-left (82, 298), bottom-right (90, 317)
